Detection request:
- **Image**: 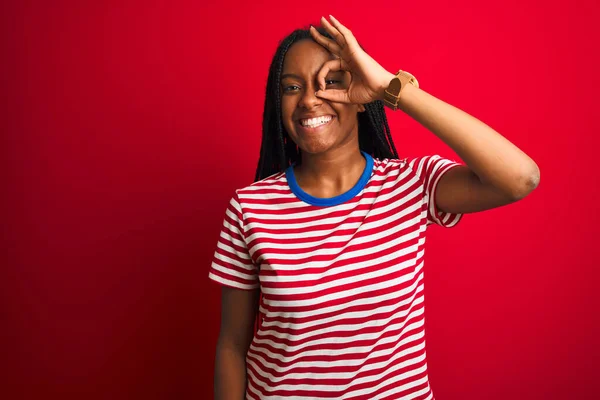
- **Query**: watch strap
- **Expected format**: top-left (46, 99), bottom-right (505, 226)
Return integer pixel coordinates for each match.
top-left (383, 70), bottom-right (419, 111)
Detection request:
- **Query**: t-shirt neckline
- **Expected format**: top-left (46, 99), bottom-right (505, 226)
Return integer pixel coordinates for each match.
top-left (285, 151), bottom-right (374, 207)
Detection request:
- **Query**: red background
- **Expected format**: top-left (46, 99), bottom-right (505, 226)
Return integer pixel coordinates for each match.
top-left (2, 1), bottom-right (599, 399)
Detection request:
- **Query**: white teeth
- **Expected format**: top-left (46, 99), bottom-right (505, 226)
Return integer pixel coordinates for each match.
top-left (300, 115), bottom-right (332, 127)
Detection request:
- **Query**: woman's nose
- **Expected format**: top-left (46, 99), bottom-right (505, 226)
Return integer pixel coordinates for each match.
top-left (298, 85), bottom-right (322, 109)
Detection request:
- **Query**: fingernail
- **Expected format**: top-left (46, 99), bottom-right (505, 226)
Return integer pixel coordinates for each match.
top-left (330, 15), bottom-right (335, 20)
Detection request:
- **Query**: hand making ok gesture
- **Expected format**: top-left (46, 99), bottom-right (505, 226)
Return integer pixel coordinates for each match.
top-left (310, 15), bottom-right (396, 105)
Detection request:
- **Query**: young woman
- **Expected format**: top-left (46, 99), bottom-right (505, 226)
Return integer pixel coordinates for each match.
top-left (209, 16), bottom-right (539, 400)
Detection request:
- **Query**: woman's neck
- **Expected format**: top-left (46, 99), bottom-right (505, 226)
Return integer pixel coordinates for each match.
top-left (293, 147), bottom-right (366, 199)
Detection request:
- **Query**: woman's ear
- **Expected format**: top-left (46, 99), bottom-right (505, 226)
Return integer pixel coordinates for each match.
top-left (358, 104), bottom-right (366, 112)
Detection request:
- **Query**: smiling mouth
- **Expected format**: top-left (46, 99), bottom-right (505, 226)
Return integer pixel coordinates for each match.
top-left (297, 115), bottom-right (334, 130)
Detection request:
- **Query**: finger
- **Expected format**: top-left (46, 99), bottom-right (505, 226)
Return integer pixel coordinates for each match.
top-left (315, 89), bottom-right (351, 103)
top-left (309, 25), bottom-right (341, 55)
top-left (316, 58), bottom-right (351, 91)
top-left (328, 15), bottom-right (358, 48)
top-left (320, 16), bottom-right (348, 49)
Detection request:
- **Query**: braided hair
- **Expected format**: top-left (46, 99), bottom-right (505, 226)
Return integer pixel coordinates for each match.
top-left (254, 26), bottom-right (399, 182)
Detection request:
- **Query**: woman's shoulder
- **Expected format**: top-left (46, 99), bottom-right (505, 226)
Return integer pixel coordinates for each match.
top-left (372, 155), bottom-right (453, 181)
top-left (372, 156), bottom-right (410, 173)
top-left (373, 155), bottom-right (463, 186)
top-left (233, 170), bottom-right (289, 198)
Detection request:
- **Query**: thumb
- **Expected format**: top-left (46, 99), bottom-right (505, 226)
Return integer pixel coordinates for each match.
top-left (315, 89), bottom-right (351, 103)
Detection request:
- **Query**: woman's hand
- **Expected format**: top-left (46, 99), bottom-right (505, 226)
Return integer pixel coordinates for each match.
top-left (310, 15), bottom-right (395, 105)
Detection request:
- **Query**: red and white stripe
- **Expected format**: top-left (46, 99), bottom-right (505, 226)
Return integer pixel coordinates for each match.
top-left (209, 155), bottom-right (463, 400)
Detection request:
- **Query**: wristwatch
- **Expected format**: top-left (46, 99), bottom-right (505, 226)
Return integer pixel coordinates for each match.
top-left (383, 70), bottom-right (419, 111)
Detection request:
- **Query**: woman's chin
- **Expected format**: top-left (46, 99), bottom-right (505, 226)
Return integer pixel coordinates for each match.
top-left (298, 142), bottom-right (337, 155)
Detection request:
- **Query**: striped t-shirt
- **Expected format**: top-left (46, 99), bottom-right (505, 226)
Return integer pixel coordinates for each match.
top-left (209, 152), bottom-right (463, 400)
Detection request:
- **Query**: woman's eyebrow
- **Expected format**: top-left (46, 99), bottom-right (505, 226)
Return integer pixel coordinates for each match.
top-left (281, 73), bottom-right (303, 81)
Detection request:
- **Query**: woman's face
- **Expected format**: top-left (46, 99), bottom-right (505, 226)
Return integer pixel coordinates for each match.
top-left (280, 39), bottom-right (363, 156)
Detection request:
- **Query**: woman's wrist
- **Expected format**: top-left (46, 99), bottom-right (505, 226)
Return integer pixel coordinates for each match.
top-left (377, 71), bottom-right (396, 101)
top-left (397, 82), bottom-right (418, 112)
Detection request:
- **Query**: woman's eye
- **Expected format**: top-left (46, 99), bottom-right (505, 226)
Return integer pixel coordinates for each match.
top-left (325, 79), bottom-right (340, 85)
top-left (283, 85), bottom-right (300, 92)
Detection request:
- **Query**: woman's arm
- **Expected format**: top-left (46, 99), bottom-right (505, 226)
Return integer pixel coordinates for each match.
top-left (309, 15), bottom-right (540, 214)
top-left (214, 286), bottom-right (260, 400)
top-left (394, 83), bottom-right (540, 213)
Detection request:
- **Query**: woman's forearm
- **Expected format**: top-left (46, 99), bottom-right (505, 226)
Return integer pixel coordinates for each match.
top-left (214, 341), bottom-right (248, 400)
top-left (396, 83), bottom-right (540, 198)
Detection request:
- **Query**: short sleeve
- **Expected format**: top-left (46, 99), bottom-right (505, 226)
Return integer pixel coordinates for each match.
top-left (208, 191), bottom-right (259, 290)
top-left (407, 155), bottom-right (464, 228)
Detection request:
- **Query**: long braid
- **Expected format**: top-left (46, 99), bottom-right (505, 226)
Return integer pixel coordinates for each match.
top-left (381, 109), bottom-right (398, 158)
top-left (255, 26), bottom-right (400, 181)
top-left (274, 37), bottom-right (295, 172)
top-left (364, 101), bottom-right (398, 159)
